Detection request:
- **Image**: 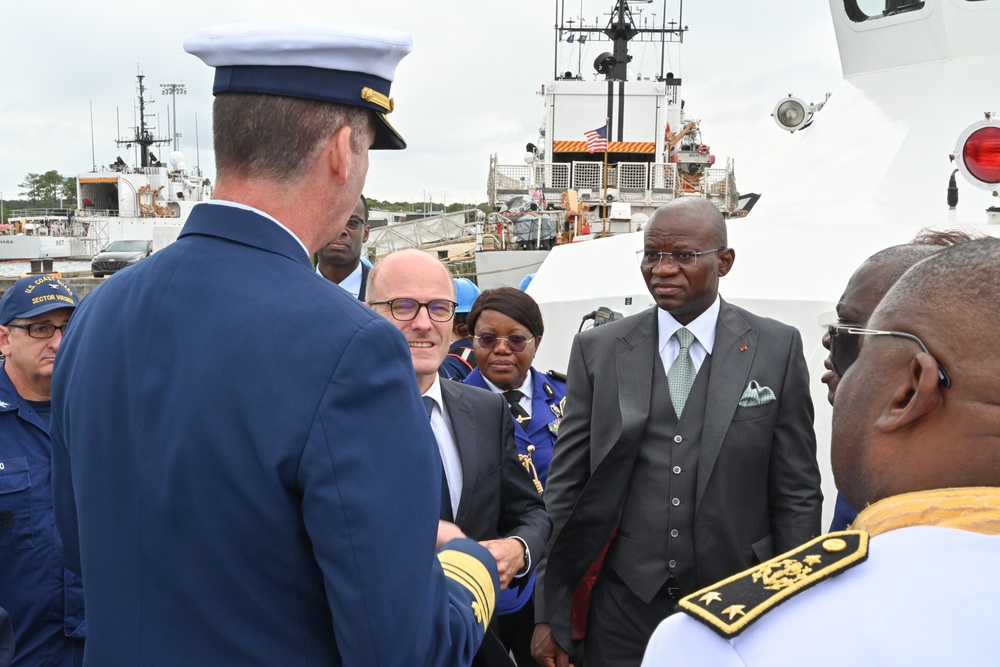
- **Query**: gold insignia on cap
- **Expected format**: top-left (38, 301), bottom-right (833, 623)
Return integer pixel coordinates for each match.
top-left (361, 87), bottom-right (394, 113)
top-left (822, 538), bottom-right (847, 553)
top-left (678, 531), bottom-right (869, 638)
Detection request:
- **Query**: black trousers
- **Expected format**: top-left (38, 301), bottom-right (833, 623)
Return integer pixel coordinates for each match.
top-left (498, 598), bottom-right (536, 666)
top-left (583, 568), bottom-right (679, 667)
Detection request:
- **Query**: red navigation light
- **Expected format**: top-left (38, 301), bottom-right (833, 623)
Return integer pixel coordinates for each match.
top-left (962, 127), bottom-right (1000, 184)
top-left (955, 117), bottom-right (1000, 191)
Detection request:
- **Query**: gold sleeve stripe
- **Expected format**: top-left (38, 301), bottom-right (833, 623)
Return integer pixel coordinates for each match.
top-left (439, 550), bottom-right (496, 628)
top-left (441, 563), bottom-right (493, 629)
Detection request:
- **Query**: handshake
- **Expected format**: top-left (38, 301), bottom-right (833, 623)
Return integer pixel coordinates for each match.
top-left (437, 521), bottom-right (526, 590)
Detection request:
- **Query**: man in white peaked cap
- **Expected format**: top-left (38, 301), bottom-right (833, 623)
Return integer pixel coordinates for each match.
top-left (50, 24), bottom-right (499, 667)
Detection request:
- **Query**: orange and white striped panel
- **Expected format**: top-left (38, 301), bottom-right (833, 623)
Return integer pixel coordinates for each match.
top-left (552, 141), bottom-right (656, 154)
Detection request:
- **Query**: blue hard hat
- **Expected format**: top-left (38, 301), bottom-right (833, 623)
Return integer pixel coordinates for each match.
top-left (454, 278), bottom-right (481, 313)
top-left (518, 273), bottom-right (536, 292)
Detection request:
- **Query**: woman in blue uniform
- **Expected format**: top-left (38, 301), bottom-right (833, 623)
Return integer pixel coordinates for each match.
top-left (463, 287), bottom-right (566, 667)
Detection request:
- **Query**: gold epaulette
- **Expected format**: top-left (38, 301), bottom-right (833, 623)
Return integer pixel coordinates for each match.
top-left (678, 531), bottom-right (869, 638)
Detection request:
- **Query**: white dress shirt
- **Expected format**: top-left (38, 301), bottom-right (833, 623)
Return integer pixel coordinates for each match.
top-left (422, 375), bottom-right (463, 518)
top-left (316, 261), bottom-right (363, 298)
top-left (657, 295), bottom-right (721, 375)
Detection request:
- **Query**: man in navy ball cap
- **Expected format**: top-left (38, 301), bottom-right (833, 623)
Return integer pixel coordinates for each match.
top-left (0, 276), bottom-right (85, 666)
top-left (51, 24), bottom-right (498, 667)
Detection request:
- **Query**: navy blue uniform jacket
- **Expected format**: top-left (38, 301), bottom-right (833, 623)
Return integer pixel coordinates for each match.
top-left (50, 203), bottom-right (498, 666)
top-left (0, 364), bottom-right (85, 666)
top-left (464, 368), bottom-right (565, 615)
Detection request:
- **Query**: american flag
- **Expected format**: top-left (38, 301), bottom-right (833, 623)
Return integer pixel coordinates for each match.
top-left (584, 124), bottom-right (608, 153)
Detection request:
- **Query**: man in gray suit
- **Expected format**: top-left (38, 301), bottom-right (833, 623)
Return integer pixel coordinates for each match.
top-left (368, 249), bottom-right (551, 667)
top-left (532, 198), bottom-right (823, 667)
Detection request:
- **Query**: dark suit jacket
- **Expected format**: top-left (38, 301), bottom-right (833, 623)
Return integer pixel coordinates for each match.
top-left (51, 204), bottom-right (498, 667)
top-left (537, 300), bottom-right (822, 651)
top-left (356, 261), bottom-right (370, 301)
top-left (439, 381), bottom-right (551, 666)
top-left (438, 380), bottom-right (550, 573)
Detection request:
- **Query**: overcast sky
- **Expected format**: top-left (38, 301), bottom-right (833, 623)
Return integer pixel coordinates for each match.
top-left (0, 1), bottom-right (842, 207)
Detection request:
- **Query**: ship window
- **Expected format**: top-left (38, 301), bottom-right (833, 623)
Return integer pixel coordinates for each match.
top-left (844, 0), bottom-right (925, 22)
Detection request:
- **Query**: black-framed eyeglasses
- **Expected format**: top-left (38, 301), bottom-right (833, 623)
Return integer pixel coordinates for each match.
top-left (636, 247), bottom-right (726, 268)
top-left (369, 298), bottom-right (457, 322)
top-left (827, 325), bottom-right (951, 387)
top-left (344, 217), bottom-right (368, 232)
top-left (5, 323), bottom-right (69, 339)
top-left (473, 333), bottom-right (536, 353)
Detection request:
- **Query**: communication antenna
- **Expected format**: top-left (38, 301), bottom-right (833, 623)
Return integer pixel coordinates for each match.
top-left (90, 100), bottom-right (96, 171)
top-left (195, 111), bottom-right (201, 172)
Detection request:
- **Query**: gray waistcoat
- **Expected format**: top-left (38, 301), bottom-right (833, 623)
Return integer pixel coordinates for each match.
top-left (605, 352), bottom-right (713, 604)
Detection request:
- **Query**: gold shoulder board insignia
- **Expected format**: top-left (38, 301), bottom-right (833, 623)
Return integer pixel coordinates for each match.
top-left (678, 530), bottom-right (869, 638)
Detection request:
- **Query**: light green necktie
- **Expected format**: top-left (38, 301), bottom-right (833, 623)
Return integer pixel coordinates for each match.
top-left (668, 327), bottom-right (696, 417)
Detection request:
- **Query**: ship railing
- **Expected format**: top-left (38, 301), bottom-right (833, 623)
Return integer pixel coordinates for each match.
top-left (488, 159), bottom-right (736, 214)
top-left (367, 210), bottom-right (478, 258)
top-left (491, 163), bottom-right (571, 196)
top-left (476, 211), bottom-right (567, 252)
top-left (89, 166), bottom-right (168, 177)
top-left (74, 209), bottom-right (122, 218)
top-left (6, 207), bottom-right (76, 220)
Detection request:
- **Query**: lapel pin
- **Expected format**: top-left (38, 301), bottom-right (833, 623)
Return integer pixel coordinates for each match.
top-left (740, 345), bottom-right (748, 352)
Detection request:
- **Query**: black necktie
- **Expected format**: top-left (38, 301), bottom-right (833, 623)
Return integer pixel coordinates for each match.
top-left (422, 396), bottom-right (453, 521)
top-left (503, 390), bottom-right (531, 431)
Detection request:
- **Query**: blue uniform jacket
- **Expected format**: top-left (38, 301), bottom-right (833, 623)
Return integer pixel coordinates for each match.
top-left (464, 367), bottom-right (566, 613)
top-left (439, 339), bottom-right (477, 381)
top-left (50, 203), bottom-right (497, 667)
top-left (0, 606), bottom-right (12, 667)
top-left (0, 363), bottom-right (85, 667)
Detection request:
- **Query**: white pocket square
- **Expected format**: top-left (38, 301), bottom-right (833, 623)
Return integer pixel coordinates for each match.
top-left (739, 380), bottom-right (775, 407)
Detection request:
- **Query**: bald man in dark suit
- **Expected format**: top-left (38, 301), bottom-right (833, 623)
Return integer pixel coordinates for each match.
top-left (532, 199), bottom-right (823, 667)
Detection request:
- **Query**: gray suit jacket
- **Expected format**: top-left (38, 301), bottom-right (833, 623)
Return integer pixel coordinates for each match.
top-left (536, 300), bottom-right (822, 650)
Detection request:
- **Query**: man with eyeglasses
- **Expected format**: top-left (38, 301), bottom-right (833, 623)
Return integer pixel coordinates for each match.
top-left (819, 232), bottom-right (978, 531)
top-left (0, 275), bottom-right (84, 665)
top-left (533, 198), bottom-right (822, 667)
top-left (317, 194), bottom-right (371, 301)
top-left (641, 236), bottom-right (1000, 667)
top-left (368, 249), bottom-right (551, 667)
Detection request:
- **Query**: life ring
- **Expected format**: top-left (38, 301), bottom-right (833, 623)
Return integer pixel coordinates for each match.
top-left (697, 144), bottom-right (710, 156)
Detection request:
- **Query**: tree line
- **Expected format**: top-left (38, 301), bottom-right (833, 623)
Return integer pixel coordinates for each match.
top-left (1, 173), bottom-right (487, 224)
top-left (2, 171), bottom-right (78, 220)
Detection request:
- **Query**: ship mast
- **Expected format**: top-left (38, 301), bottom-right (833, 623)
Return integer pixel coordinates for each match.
top-left (557, 0), bottom-right (687, 140)
top-left (116, 73), bottom-right (170, 169)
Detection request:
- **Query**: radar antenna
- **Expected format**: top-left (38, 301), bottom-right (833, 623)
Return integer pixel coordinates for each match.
top-left (116, 72), bottom-right (171, 169)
